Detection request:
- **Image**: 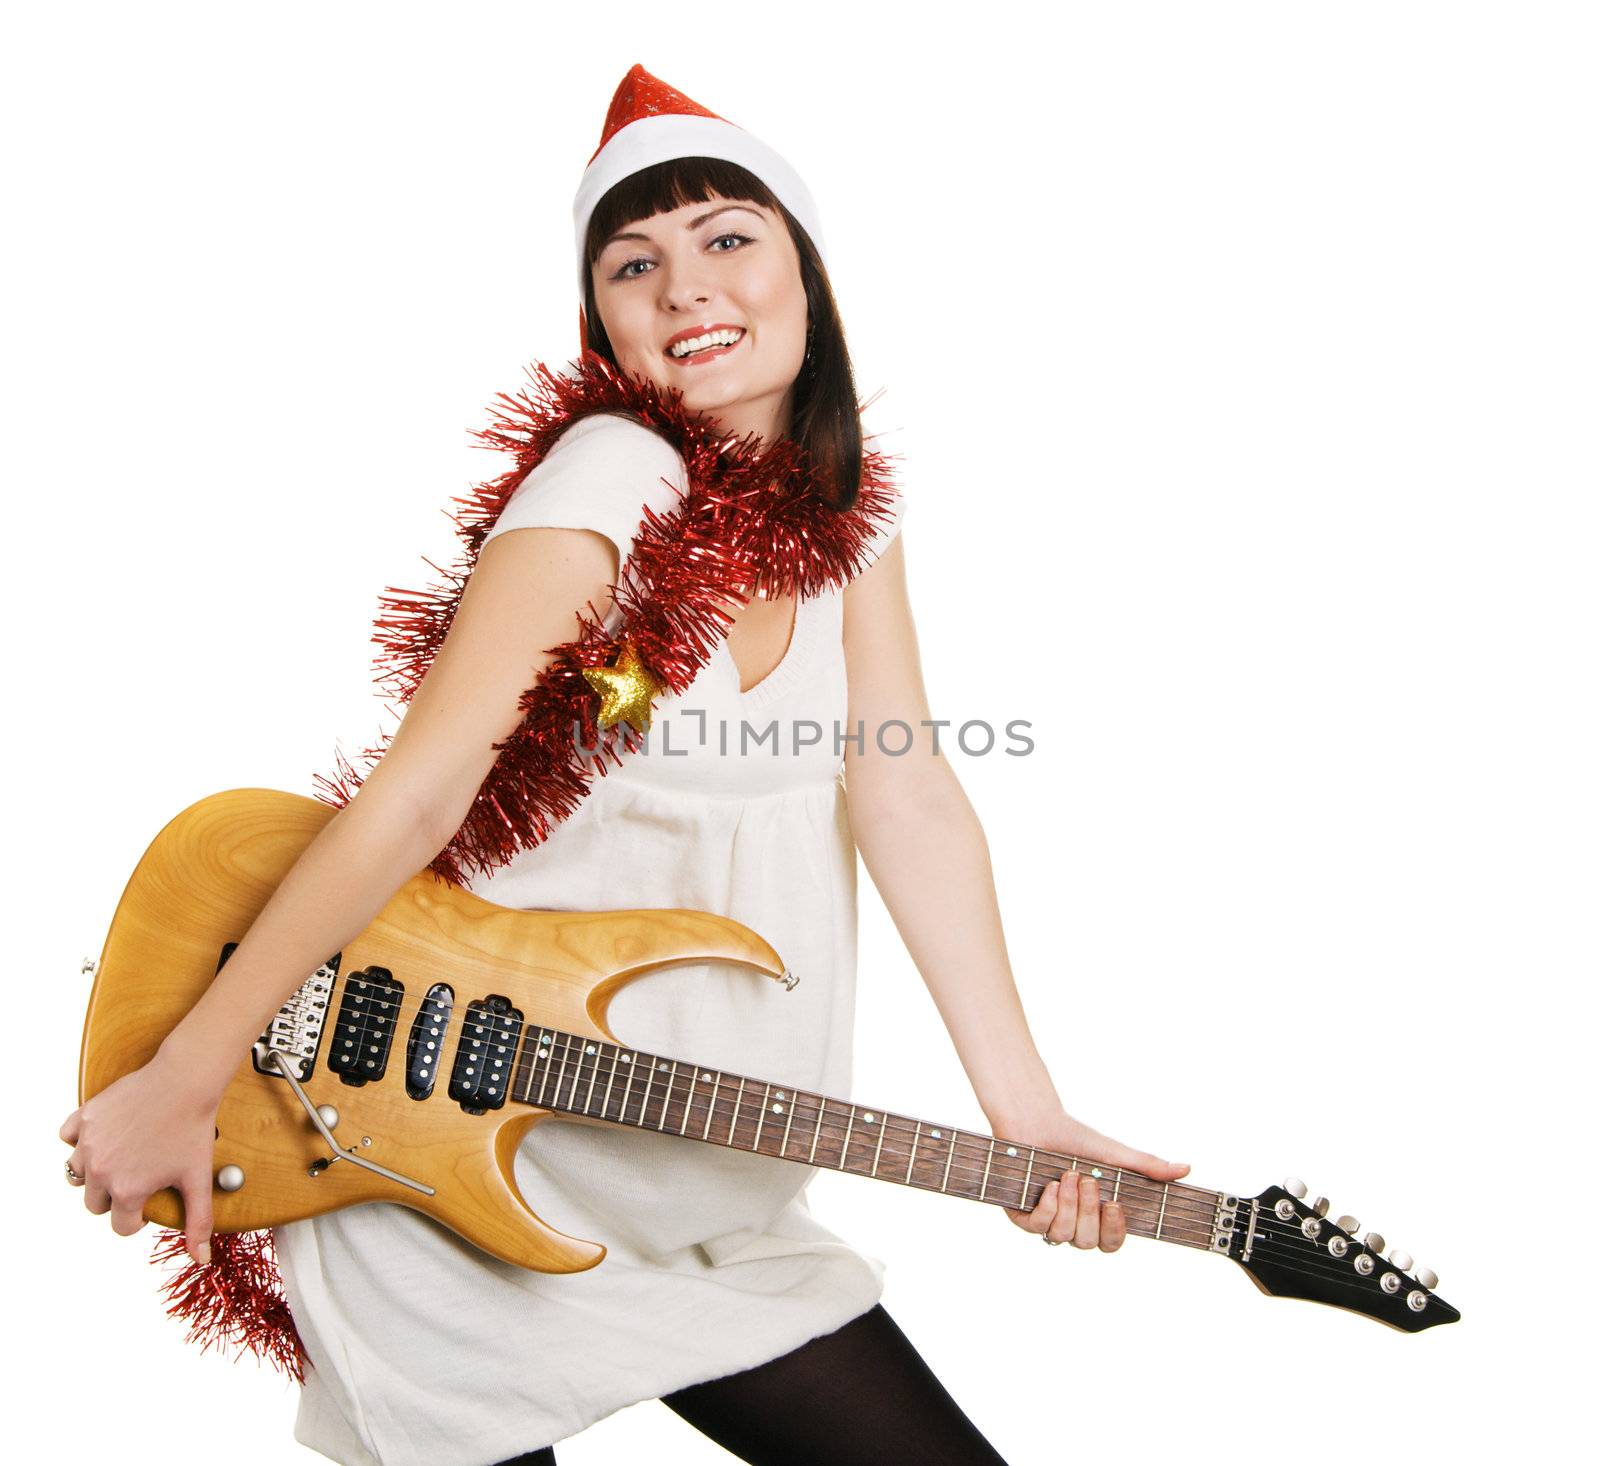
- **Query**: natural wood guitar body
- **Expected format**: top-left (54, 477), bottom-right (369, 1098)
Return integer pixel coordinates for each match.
top-left (78, 788), bottom-right (789, 1273)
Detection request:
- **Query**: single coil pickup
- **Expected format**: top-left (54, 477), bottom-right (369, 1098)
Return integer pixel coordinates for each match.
top-left (328, 966), bottom-right (404, 1087)
top-left (406, 983), bottom-right (455, 1100)
top-left (449, 995), bottom-right (523, 1114)
top-left (222, 943), bottom-right (340, 1084)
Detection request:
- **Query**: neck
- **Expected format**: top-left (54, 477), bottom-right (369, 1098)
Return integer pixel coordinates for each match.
top-left (509, 1023), bottom-right (1224, 1253)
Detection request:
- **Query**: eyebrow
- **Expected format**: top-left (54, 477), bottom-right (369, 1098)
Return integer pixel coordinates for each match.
top-left (599, 203), bottom-right (765, 253)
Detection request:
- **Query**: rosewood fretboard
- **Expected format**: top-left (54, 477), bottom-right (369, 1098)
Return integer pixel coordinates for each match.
top-left (509, 1025), bottom-right (1223, 1252)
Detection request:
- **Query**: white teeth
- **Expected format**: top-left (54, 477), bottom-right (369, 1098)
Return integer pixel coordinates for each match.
top-left (668, 328), bottom-right (743, 358)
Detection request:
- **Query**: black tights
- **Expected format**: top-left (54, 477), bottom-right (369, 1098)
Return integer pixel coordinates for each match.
top-left (489, 1304), bottom-right (1008, 1466)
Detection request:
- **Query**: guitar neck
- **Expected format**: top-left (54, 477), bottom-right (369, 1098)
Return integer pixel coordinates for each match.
top-left (510, 1025), bottom-right (1226, 1254)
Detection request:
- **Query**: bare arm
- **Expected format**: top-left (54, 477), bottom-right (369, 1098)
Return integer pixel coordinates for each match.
top-left (841, 533), bottom-right (1188, 1251)
top-left (61, 522), bottom-right (622, 1257)
top-left (161, 524), bottom-right (621, 1098)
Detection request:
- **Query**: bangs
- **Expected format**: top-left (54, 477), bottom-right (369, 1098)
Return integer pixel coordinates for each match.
top-left (584, 157), bottom-right (784, 267)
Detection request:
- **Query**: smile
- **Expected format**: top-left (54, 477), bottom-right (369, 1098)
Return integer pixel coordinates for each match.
top-left (665, 326), bottom-right (746, 364)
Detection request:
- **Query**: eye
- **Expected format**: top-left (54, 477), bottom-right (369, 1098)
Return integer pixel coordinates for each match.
top-left (709, 232), bottom-right (754, 253)
top-left (611, 256), bottom-right (654, 282)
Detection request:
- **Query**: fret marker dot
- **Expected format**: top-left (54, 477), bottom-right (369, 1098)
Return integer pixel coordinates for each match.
top-left (772, 1103), bottom-right (784, 1114)
top-left (622, 1054), bottom-right (632, 1063)
top-left (702, 1072), bottom-right (713, 1081)
top-left (1091, 1168), bottom-right (1103, 1178)
top-left (931, 1129), bottom-right (941, 1139)
top-left (776, 1091), bottom-right (786, 1100)
top-left (586, 1045), bottom-right (596, 1054)
top-left (864, 1112), bottom-right (875, 1124)
top-left (1006, 1146), bottom-right (1018, 1156)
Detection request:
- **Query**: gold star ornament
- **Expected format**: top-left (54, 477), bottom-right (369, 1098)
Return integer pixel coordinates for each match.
top-left (581, 638), bottom-right (662, 733)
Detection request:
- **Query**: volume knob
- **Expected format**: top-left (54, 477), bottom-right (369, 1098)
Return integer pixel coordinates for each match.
top-left (215, 1164), bottom-right (246, 1193)
top-left (1283, 1177), bottom-right (1308, 1199)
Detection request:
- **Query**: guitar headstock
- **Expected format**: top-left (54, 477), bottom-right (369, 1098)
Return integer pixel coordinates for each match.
top-left (1223, 1178), bottom-right (1460, 1332)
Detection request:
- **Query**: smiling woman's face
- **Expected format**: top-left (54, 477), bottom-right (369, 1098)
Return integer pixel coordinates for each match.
top-left (590, 195), bottom-right (807, 443)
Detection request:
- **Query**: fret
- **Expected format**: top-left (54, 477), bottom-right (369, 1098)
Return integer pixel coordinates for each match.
top-left (869, 1109), bottom-right (889, 1176)
top-left (807, 1097), bottom-right (827, 1164)
top-left (536, 1030), bottom-right (557, 1106)
top-left (1156, 1182), bottom-right (1169, 1240)
top-left (727, 1077), bottom-right (746, 1146)
top-left (978, 1138), bottom-right (995, 1201)
top-left (554, 1032), bottom-right (579, 1111)
top-left (751, 1083), bottom-right (773, 1152)
top-left (511, 1030), bottom-right (536, 1104)
top-left (839, 1106), bottom-right (859, 1173)
top-left (701, 1072), bottom-right (721, 1141)
top-left (581, 1041), bottom-right (602, 1114)
top-left (655, 1061), bottom-right (678, 1130)
top-left (617, 1050), bottom-right (639, 1125)
top-left (905, 1121), bottom-right (921, 1184)
top-left (681, 1069), bottom-right (703, 1136)
top-left (940, 1128), bottom-right (958, 1192)
top-left (778, 1089), bottom-right (798, 1157)
top-left (1021, 1148), bottom-right (1036, 1211)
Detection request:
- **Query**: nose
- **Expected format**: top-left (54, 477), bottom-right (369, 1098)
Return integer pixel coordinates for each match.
top-left (657, 259), bottom-right (713, 314)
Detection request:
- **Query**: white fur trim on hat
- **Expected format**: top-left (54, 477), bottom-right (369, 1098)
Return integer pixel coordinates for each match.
top-left (573, 113), bottom-right (828, 297)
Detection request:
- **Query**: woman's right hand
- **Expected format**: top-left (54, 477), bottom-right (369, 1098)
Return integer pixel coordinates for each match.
top-left (59, 1045), bottom-right (222, 1265)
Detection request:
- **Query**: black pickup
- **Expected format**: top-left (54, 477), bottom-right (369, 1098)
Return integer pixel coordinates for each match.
top-left (327, 967), bottom-right (404, 1087)
top-left (449, 994), bottom-right (523, 1114)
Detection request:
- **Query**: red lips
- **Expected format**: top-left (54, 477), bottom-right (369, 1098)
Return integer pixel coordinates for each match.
top-left (663, 322), bottom-right (745, 357)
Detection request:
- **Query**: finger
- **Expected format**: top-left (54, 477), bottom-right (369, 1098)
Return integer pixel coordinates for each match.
top-left (110, 1188), bottom-right (150, 1237)
top-left (85, 1178), bottom-right (112, 1216)
top-left (1046, 1171), bottom-right (1078, 1244)
top-left (59, 1110), bottom-right (81, 1145)
top-left (1100, 1142), bottom-right (1190, 1182)
top-left (1005, 1178), bottom-right (1058, 1232)
top-left (1101, 1199), bottom-right (1127, 1253)
top-left (179, 1169), bottom-right (214, 1265)
top-left (1072, 1175), bottom-right (1100, 1250)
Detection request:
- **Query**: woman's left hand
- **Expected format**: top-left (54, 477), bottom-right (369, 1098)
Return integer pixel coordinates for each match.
top-left (999, 1110), bottom-right (1190, 1252)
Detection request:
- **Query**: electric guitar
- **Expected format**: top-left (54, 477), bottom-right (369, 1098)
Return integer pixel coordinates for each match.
top-left (77, 788), bottom-right (1459, 1333)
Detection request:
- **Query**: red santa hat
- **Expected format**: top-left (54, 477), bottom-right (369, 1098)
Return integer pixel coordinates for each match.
top-left (573, 64), bottom-right (829, 351)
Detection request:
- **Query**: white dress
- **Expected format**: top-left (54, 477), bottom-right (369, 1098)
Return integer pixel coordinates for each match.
top-left (274, 412), bottom-right (907, 1466)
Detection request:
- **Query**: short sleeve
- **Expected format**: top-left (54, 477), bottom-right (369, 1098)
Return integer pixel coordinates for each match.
top-left (858, 480), bottom-right (906, 571)
top-left (480, 412), bottom-right (687, 571)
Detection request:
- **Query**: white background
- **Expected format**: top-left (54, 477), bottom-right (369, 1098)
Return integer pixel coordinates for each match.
top-left (9, 3), bottom-right (1595, 1462)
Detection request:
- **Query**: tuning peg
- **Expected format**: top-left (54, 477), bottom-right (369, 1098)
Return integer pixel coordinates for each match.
top-left (1363, 1230), bottom-right (1386, 1254)
top-left (1283, 1177), bottom-right (1308, 1199)
top-left (1416, 1266), bottom-right (1439, 1290)
top-left (1309, 1196), bottom-right (1330, 1218)
top-left (1335, 1215), bottom-right (1360, 1234)
top-left (1389, 1248), bottom-right (1414, 1272)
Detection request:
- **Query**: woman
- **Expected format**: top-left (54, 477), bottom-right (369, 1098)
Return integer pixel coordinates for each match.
top-left (59, 66), bottom-right (1189, 1465)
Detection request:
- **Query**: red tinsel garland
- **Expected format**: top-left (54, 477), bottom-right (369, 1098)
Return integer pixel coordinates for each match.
top-left (150, 350), bottom-right (901, 1378)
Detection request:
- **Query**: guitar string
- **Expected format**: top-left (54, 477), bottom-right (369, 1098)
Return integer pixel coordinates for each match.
top-left (283, 1014), bottom-right (1230, 1230)
top-left (523, 1044), bottom-right (1425, 1289)
top-left (279, 1037), bottom-right (1428, 1296)
top-left (523, 1031), bottom-right (1221, 1216)
top-left (522, 1037), bottom-right (1226, 1222)
top-left (522, 1043), bottom-right (1240, 1237)
top-left (262, 1019), bottom-right (1424, 1287)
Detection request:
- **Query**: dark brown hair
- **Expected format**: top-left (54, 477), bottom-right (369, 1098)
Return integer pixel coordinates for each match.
top-left (582, 156), bottom-right (864, 509)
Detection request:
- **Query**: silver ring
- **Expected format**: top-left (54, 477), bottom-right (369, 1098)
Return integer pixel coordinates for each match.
top-left (65, 1160), bottom-right (84, 1186)
top-left (1042, 1236), bottom-right (1062, 1246)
